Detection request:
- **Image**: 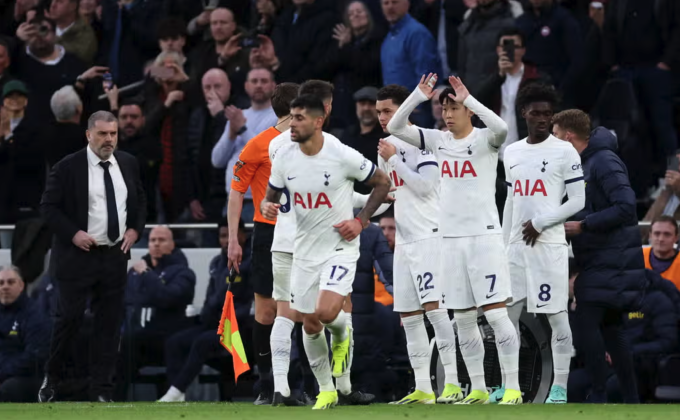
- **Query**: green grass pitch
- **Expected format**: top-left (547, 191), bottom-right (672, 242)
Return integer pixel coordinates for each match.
top-left (0, 403), bottom-right (677, 420)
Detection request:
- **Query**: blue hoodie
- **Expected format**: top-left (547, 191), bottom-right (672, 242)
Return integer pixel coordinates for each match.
top-left (570, 127), bottom-right (645, 309)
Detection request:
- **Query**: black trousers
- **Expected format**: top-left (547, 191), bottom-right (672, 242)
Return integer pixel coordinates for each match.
top-left (46, 245), bottom-right (128, 399)
top-left (574, 303), bottom-right (639, 403)
top-left (165, 326), bottom-right (231, 393)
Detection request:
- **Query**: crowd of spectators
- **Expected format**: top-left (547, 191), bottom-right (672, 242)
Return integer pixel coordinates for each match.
top-left (1, 0), bottom-right (680, 404)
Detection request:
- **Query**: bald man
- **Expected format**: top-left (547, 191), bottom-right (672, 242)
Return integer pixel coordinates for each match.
top-left (185, 68), bottom-right (233, 231)
top-left (189, 8), bottom-right (250, 107)
top-left (115, 226), bottom-right (197, 400)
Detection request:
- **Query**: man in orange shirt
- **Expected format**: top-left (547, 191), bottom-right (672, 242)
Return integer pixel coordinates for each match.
top-left (644, 215), bottom-right (680, 291)
top-left (226, 82), bottom-right (300, 405)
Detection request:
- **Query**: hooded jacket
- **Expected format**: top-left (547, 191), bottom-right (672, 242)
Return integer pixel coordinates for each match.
top-left (570, 127), bottom-right (645, 309)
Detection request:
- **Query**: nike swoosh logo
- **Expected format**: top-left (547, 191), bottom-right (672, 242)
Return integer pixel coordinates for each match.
top-left (536, 303), bottom-right (549, 308)
top-left (438, 147), bottom-right (446, 150)
top-left (510, 164), bottom-right (520, 169)
top-left (420, 293), bottom-right (430, 299)
top-left (556, 337), bottom-right (567, 342)
top-left (486, 293), bottom-right (498, 299)
top-left (258, 352), bottom-right (270, 356)
top-left (287, 176), bottom-right (296, 180)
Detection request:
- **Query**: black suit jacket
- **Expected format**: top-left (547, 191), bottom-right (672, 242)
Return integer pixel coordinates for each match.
top-left (40, 148), bottom-right (147, 278)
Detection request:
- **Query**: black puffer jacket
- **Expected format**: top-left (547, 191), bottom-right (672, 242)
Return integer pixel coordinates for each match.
top-left (570, 127), bottom-right (645, 309)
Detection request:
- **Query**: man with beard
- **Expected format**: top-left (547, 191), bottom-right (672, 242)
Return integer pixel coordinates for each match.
top-left (116, 100), bottom-right (162, 223)
top-left (212, 68), bottom-right (277, 223)
top-left (15, 15), bottom-right (86, 126)
top-left (340, 87), bottom-right (384, 194)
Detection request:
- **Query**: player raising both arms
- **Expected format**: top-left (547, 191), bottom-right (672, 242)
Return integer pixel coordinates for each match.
top-left (387, 74), bottom-right (521, 405)
top-left (503, 84), bottom-right (585, 404)
top-left (262, 95), bottom-right (391, 410)
top-left (374, 85), bottom-right (460, 405)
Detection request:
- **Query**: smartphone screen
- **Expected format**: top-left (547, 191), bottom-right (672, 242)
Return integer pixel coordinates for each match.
top-left (502, 39), bottom-right (515, 62)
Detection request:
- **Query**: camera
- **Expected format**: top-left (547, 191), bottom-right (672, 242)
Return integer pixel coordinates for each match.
top-left (37, 25), bottom-right (50, 37)
top-left (502, 39), bottom-right (515, 62)
top-left (239, 31), bottom-right (261, 49)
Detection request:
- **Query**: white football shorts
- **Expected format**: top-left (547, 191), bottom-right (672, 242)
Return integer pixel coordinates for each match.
top-left (440, 234), bottom-right (512, 309)
top-left (272, 251), bottom-right (293, 302)
top-left (507, 242), bottom-right (569, 314)
top-left (289, 254), bottom-right (357, 314)
top-left (393, 236), bottom-right (441, 312)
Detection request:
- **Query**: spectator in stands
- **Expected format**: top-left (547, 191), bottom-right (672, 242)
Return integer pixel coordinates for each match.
top-left (516, 0), bottom-right (584, 107)
top-left (159, 219), bottom-right (253, 402)
top-left (0, 266), bottom-right (51, 402)
top-left (644, 216), bottom-right (680, 291)
top-left (381, 0), bottom-right (441, 128)
top-left (211, 67), bottom-right (277, 223)
top-left (79, 0), bottom-right (102, 42)
top-left (0, 37), bottom-right (13, 95)
top-left (379, 213), bottom-right (396, 252)
top-left (168, 0), bottom-right (249, 39)
top-left (350, 214), bottom-right (393, 402)
top-left (45, 85), bottom-right (85, 168)
top-left (46, 0), bottom-right (97, 64)
top-left (251, 0), bottom-right (286, 36)
top-left (184, 69), bottom-right (231, 230)
top-left (157, 17), bottom-right (188, 63)
top-left (330, 1), bottom-right (385, 128)
top-left (603, 0), bottom-right (680, 168)
top-left (189, 8), bottom-right (249, 107)
top-left (143, 51), bottom-right (191, 223)
top-left (0, 0), bottom-right (38, 37)
top-left (555, 109), bottom-right (645, 403)
top-left (458, 0), bottom-right (519, 96)
top-left (14, 15), bottom-right (86, 126)
top-left (270, 0), bottom-right (337, 83)
top-left (341, 86), bottom-right (383, 194)
top-left (117, 226), bottom-right (196, 401)
top-left (0, 80), bottom-right (45, 226)
top-left (100, 0), bottom-right (162, 88)
top-left (114, 99), bottom-right (162, 223)
top-left (476, 27), bottom-right (548, 158)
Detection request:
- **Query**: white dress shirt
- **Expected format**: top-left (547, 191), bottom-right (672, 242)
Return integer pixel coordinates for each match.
top-left (87, 146), bottom-right (128, 245)
top-left (499, 65), bottom-right (524, 160)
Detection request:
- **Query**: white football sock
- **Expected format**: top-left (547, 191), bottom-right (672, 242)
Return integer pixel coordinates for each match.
top-left (303, 329), bottom-right (335, 392)
top-left (270, 316), bottom-right (294, 397)
top-left (402, 313), bottom-right (433, 394)
top-left (336, 313), bottom-right (353, 395)
top-left (507, 300), bottom-right (524, 338)
top-left (485, 307), bottom-right (520, 392)
top-left (455, 309), bottom-right (486, 392)
top-left (322, 310), bottom-right (348, 342)
top-left (547, 311), bottom-right (572, 389)
top-left (426, 309), bottom-right (460, 387)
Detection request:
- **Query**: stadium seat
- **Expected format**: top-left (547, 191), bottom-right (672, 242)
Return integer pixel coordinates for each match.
top-left (654, 354), bottom-right (680, 401)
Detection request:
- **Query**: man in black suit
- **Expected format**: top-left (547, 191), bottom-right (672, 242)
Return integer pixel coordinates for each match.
top-left (38, 111), bottom-right (146, 402)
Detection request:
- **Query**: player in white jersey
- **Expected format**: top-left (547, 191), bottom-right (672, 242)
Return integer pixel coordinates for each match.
top-left (262, 95), bottom-right (391, 410)
top-left (503, 84), bottom-right (585, 404)
top-left (387, 74), bottom-right (522, 405)
top-left (373, 84), bottom-right (462, 405)
top-left (267, 81), bottom-right (383, 407)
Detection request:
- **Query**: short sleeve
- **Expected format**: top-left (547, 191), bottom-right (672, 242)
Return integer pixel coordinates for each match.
top-left (416, 148), bottom-right (438, 171)
top-left (343, 145), bottom-right (376, 183)
top-left (268, 152), bottom-right (285, 191)
top-left (231, 139), bottom-right (262, 193)
top-left (562, 146), bottom-right (584, 185)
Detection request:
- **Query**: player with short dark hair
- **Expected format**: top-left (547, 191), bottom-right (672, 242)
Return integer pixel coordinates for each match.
top-left (387, 74), bottom-right (521, 405)
top-left (503, 83), bottom-right (585, 404)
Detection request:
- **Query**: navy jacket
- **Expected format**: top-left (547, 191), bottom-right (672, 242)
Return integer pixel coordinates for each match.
top-left (351, 223), bottom-right (394, 373)
top-left (625, 271), bottom-right (680, 357)
top-left (125, 249), bottom-right (196, 332)
top-left (0, 294), bottom-right (51, 381)
top-left (570, 127), bottom-right (645, 309)
top-left (200, 240), bottom-right (253, 330)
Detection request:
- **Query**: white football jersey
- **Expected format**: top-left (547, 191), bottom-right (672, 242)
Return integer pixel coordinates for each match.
top-left (269, 129), bottom-right (296, 253)
top-left (378, 135), bottom-right (440, 244)
top-left (269, 134), bottom-right (376, 262)
top-left (504, 135), bottom-right (584, 245)
top-left (419, 126), bottom-right (502, 237)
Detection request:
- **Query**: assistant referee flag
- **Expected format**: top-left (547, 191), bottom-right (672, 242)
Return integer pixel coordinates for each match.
top-left (217, 273), bottom-right (249, 382)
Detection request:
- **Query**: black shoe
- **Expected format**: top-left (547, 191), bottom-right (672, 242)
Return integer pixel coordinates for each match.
top-left (338, 390), bottom-right (375, 406)
top-left (301, 392), bottom-right (315, 406)
top-left (272, 391), bottom-right (306, 407)
top-left (93, 395), bottom-right (114, 403)
top-left (254, 391), bottom-right (273, 405)
top-left (38, 377), bottom-right (56, 403)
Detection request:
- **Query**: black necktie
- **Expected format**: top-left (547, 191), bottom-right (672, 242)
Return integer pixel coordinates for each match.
top-left (99, 161), bottom-right (120, 243)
